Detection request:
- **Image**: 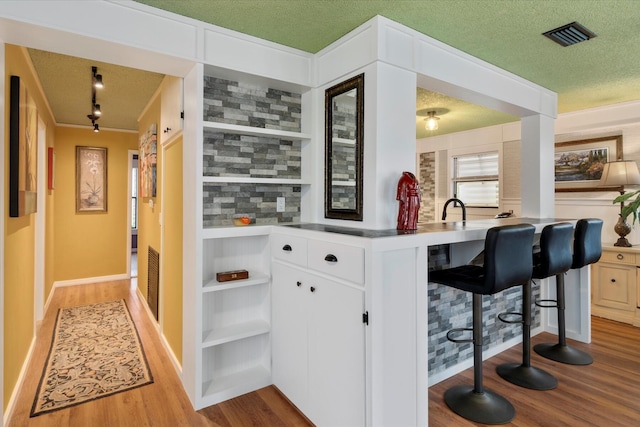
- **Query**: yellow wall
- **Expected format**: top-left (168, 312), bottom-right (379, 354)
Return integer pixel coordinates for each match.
top-left (53, 126), bottom-right (137, 281)
top-left (137, 94), bottom-right (162, 300)
top-left (163, 136), bottom-right (183, 363)
top-left (4, 45), bottom-right (56, 408)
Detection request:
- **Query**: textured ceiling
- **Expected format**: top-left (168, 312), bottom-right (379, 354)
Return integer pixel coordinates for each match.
top-left (27, 1), bottom-right (640, 136)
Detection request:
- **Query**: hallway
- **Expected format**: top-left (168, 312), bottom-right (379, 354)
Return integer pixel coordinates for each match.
top-left (6, 280), bottom-right (310, 427)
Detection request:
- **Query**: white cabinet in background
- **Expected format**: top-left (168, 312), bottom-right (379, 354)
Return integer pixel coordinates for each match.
top-left (272, 235), bottom-right (366, 426)
top-left (159, 75), bottom-right (183, 144)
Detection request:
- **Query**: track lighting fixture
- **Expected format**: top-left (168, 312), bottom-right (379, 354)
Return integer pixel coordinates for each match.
top-left (88, 66), bottom-right (104, 131)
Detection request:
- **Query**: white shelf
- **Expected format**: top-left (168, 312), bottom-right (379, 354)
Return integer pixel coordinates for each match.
top-left (203, 121), bottom-right (312, 140)
top-left (202, 225), bottom-right (273, 239)
top-left (203, 273), bottom-right (270, 292)
top-left (202, 176), bottom-right (310, 185)
top-left (332, 180), bottom-right (356, 186)
top-left (201, 365), bottom-right (271, 403)
top-left (202, 320), bottom-right (270, 347)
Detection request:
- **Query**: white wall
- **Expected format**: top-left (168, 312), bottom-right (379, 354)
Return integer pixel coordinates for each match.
top-left (418, 100), bottom-right (640, 245)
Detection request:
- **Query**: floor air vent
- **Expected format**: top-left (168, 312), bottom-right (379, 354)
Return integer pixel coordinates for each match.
top-left (148, 246), bottom-right (159, 321)
top-left (543, 21), bottom-right (596, 47)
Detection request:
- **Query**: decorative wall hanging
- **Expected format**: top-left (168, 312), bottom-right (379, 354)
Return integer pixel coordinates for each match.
top-left (76, 146), bottom-right (108, 212)
top-left (555, 135), bottom-right (622, 192)
top-left (9, 75), bottom-right (38, 217)
top-left (139, 123), bottom-right (157, 198)
top-left (47, 147), bottom-right (55, 190)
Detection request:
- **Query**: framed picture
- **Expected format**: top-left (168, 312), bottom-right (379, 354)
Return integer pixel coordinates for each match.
top-left (76, 146), bottom-right (108, 212)
top-left (9, 75), bottom-right (38, 217)
top-left (139, 123), bottom-right (157, 198)
top-left (555, 136), bottom-right (622, 192)
top-left (47, 147), bottom-right (55, 190)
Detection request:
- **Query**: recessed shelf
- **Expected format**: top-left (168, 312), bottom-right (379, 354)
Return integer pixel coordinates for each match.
top-left (202, 320), bottom-right (270, 347)
top-left (201, 365), bottom-right (271, 400)
top-left (202, 176), bottom-right (310, 185)
top-left (202, 226), bottom-right (273, 239)
top-left (203, 121), bottom-right (312, 140)
top-left (203, 273), bottom-right (270, 292)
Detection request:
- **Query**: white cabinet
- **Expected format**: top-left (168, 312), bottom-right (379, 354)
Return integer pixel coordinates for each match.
top-left (272, 234), bottom-right (366, 426)
top-left (159, 75), bottom-right (183, 144)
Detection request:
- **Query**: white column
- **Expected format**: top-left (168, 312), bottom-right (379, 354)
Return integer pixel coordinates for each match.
top-left (521, 114), bottom-right (556, 218)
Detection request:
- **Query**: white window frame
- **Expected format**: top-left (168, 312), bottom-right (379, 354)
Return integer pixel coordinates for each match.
top-left (450, 149), bottom-right (501, 208)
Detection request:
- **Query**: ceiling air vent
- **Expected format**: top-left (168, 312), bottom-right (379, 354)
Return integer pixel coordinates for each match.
top-left (543, 21), bottom-right (596, 47)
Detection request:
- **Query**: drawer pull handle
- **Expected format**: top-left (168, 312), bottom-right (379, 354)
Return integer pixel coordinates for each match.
top-left (296, 281), bottom-right (302, 287)
top-left (310, 286), bottom-right (316, 293)
top-left (282, 244), bottom-right (292, 252)
top-left (611, 279), bottom-right (616, 283)
top-left (617, 254), bottom-right (624, 260)
top-left (324, 254), bottom-right (338, 263)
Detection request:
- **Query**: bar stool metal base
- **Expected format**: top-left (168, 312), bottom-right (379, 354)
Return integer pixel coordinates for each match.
top-left (445, 385), bottom-right (515, 425)
top-left (496, 363), bottom-right (558, 390)
top-left (533, 342), bottom-right (593, 365)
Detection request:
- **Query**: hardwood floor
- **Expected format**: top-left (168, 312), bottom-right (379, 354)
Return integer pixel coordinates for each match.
top-left (429, 317), bottom-right (640, 426)
top-left (7, 280), bottom-right (310, 427)
top-left (7, 279), bottom-right (640, 426)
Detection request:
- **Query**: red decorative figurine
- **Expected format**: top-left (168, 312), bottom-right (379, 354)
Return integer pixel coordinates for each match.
top-left (396, 171), bottom-right (421, 230)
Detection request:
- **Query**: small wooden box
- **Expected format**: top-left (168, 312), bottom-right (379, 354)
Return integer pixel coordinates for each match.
top-left (216, 269), bottom-right (249, 282)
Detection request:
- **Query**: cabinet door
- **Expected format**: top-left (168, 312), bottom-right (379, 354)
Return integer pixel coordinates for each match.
top-left (271, 262), bottom-right (309, 412)
top-left (593, 263), bottom-right (636, 311)
top-left (160, 75), bottom-right (183, 144)
top-left (307, 275), bottom-right (365, 427)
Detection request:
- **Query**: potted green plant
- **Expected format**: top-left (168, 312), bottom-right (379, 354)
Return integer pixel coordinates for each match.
top-left (612, 189), bottom-right (640, 247)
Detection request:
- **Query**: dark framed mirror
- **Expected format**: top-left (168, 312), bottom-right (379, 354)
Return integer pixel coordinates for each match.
top-left (325, 73), bottom-right (364, 221)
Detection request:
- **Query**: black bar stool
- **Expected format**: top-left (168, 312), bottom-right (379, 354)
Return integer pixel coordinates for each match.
top-left (430, 224), bottom-right (535, 425)
top-left (496, 223), bottom-right (573, 390)
top-left (534, 218), bottom-right (603, 365)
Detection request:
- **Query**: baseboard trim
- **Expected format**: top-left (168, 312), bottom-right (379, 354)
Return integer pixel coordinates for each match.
top-left (4, 336), bottom-right (36, 426)
top-left (53, 273), bottom-right (129, 288)
top-left (135, 288), bottom-right (183, 380)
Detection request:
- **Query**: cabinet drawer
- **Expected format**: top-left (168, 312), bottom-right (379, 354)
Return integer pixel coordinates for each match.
top-left (600, 250), bottom-right (637, 265)
top-left (308, 240), bottom-right (364, 284)
top-left (272, 234), bottom-right (308, 267)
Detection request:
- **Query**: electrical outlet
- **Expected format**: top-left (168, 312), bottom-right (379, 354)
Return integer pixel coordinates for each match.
top-left (276, 197), bottom-right (285, 212)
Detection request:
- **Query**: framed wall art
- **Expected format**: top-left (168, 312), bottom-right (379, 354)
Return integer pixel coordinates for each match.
top-left (555, 135), bottom-right (622, 192)
top-left (9, 75), bottom-right (39, 217)
top-left (76, 146), bottom-right (108, 212)
top-left (139, 123), bottom-right (157, 198)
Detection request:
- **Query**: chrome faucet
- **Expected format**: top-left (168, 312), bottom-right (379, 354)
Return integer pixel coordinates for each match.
top-left (442, 197), bottom-right (466, 221)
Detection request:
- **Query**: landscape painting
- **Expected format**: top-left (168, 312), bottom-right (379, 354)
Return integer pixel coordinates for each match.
top-left (555, 136), bottom-right (622, 192)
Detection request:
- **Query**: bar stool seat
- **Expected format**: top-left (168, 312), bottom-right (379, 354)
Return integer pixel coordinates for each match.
top-left (496, 223), bottom-right (573, 390)
top-left (430, 224), bottom-right (535, 425)
top-left (533, 218), bottom-right (602, 365)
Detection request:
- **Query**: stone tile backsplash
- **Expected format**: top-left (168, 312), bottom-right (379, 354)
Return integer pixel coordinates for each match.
top-left (203, 76), bottom-right (302, 132)
top-left (203, 183), bottom-right (301, 227)
top-left (427, 244), bottom-right (540, 376)
top-left (203, 130), bottom-right (301, 179)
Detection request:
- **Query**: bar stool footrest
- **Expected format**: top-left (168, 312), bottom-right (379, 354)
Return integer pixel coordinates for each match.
top-left (535, 299), bottom-right (558, 308)
top-left (446, 327), bottom-right (474, 343)
top-left (497, 311), bottom-right (523, 324)
top-left (444, 385), bottom-right (515, 425)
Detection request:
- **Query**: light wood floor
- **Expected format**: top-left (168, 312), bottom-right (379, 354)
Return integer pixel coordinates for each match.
top-left (7, 279), bottom-right (640, 426)
top-left (7, 280), bottom-right (310, 427)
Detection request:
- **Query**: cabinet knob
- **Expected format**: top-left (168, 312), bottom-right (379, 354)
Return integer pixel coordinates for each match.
top-left (163, 127), bottom-right (172, 133)
top-left (324, 254), bottom-right (338, 263)
top-left (611, 279), bottom-right (616, 283)
top-left (310, 286), bottom-right (316, 293)
top-left (296, 281), bottom-right (302, 287)
top-left (617, 253), bottom-right (624, 260)
top-left (282, 244), bottom-right (292, 252)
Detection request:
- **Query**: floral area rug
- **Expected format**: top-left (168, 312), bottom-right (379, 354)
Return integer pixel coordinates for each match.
top-left (31, 300), bottom-right (154, 417)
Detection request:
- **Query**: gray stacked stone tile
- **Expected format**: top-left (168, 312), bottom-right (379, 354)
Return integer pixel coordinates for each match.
top-left (203, 183), bottom-right (301, 227)
top-left (427, 244), bottom-right (540, 376)
top-left (203, 76), bottom-right (301, 132)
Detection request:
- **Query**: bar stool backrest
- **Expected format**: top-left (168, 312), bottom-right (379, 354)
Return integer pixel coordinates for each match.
top-left (571, 219), bottom-right (603, 269)
top-left (534, 223), bottom-right (574, 278)
top-left (483, 224), bottom-right (535, 294)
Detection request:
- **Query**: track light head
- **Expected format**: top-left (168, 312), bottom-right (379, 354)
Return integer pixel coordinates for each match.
top-left (94, 74), bottom-right (103, 89)
top-left (93, 103), bottom-right (101, 116)
top-left (93, 122), bottom-right (100, 133)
